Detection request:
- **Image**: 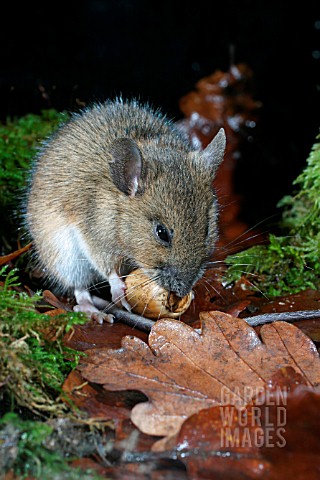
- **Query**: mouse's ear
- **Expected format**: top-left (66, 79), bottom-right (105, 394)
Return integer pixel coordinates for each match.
top-left (109, 138), bottom-right (145, 196)
top-left (199, 128), bottom-right (226, 176)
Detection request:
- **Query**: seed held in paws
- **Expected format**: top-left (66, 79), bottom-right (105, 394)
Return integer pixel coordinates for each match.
top-left (124, 269), bottom-right (193, 319)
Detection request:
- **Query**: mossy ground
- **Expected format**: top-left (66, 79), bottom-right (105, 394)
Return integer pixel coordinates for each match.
top-left (225, 132), bottom-right (320, 296)
top-left (0, 109), bottom-right (68, 251)
top-left (0, 413), bottom-right (106, 479)
top-left (1, 109), bottom-right (319, 476)
top-left (0, 110), bottom-right (110, 478)
top-left (0, 266), bottom-right (86, 415)
top-left (0, 266), bottom-right (103, 478)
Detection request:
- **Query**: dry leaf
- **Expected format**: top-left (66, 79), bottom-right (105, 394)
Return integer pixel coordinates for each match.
top-left (0, 242), bottom-right (31, 266)
top-left (176, 405), bottom-right (268, 479)
top-left (65, 321), bottom-right (148, 352)
top-left (175, 372), bottom-right (320, 479)
top-left (43, 289), bottom-right (72, 311)
top-left (62, 370), bottom-right (141, 422)
top-left (177, 63), bottom-right (262, 246)
top-left (79, 311), bottom-right (320, 444)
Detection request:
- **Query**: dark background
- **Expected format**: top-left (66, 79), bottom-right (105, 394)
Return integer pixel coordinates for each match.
top-left (1, 0), bottom-right (319, 228)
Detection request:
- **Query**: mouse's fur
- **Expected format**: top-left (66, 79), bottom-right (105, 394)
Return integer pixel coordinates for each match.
top-left (25, 98), bottom-right (226, 302)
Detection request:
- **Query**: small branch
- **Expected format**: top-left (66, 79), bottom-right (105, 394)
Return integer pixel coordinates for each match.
top-left (244, 309), bottom-right (320, 327)
top-left (104, 301), bottom-right (320, 332)
top-left (103, 301), bottom-right (155, 332)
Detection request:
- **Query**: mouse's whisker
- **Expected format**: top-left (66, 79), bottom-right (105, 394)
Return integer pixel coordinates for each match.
top-left (199, 279), bottom-right (212, 296)
top-left (224, 232), bottom-right (268, 252)
top-left (204, 259), bottom-right (226, 266)
top-left (141, 292), bottom-right (155, 318)
top-left (124, 275), bottom-right (161, 298)
top-left (116, 271), bottom-right (153, 280)
top-left (219, 214), bottom-right (277, 250)
top-left (220, 262), bottom-right (256, 268)
top-left (87, 279), bottom-right (110, 291)
top-left (227, 268), bottom-right (260, 279)
top-left (143, 284), bottom-right (167, 321)
top-left (156, 300), bottom-right (166, 321)
top-left (199, 277), bottom-right (226, 301)
top-left (125, 274), bottom-right (162, 311)
top-left (242, 277), bottom-right (269, 299)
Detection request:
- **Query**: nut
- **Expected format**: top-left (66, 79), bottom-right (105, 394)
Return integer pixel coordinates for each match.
top-left (125, 269), bottom-right (193, 319)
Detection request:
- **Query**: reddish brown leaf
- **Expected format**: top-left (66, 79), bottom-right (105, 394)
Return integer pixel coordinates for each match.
top-left (64, 321), bottom-right (148, 352)
top-left (63, 370), bottom-right (134, 421)
top-left (175, 371), bottom-right (320, 480)
top-left (43, 289), bottom-right (72, 311)
top-left (177, 63), bottom-right (262, 247)
top-left (199, 277), bottom-right (320, 344)
top-left (79, 312), bottom-right (320, 445)
top-left (44, 307), bottom-right (68, 317)
top-left (176, 406), bottom-right (269, 479)
top-left (0, 243), bottom-right (31, 266)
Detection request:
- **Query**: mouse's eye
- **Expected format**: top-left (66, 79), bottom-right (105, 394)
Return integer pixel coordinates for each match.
top-left (154, 223), bottom-right (172, 246)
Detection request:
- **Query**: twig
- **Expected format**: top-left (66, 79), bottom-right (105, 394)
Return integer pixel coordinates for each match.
top-left (244, 309), bottom-right (320, 327)
top-left (104, 302), bottom-right (320, 333)
top-left (103, 301), bottom-right (155, 332)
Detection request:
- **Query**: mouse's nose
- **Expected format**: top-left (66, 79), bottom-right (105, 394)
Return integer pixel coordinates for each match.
top-left (171, 283), bottom-right (192, 298)
top-left (158, 265), bottom-right (194, 298)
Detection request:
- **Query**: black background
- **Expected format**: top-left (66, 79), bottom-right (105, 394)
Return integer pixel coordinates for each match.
top-left (1, 0), bottom-right (319, 228)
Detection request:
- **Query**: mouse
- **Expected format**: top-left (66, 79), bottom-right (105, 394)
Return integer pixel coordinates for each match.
top-left (24, 98), bottom-right (226, 322)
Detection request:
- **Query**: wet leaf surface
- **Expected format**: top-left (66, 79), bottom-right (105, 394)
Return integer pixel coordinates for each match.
top-left (78, 312), bottom-right (320, 447)
top-left (174, 372), bottom-right (320, 480)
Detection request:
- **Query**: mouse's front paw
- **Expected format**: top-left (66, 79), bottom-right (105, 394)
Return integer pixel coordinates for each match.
top-left (74, 288), bottom-right (114, 324)
top-left (120, 296), bottom-right (132, 312)
top-left (91, 311), bottom-right (115, 325)
top-left (111, 287), bottom-right (132, 312)
top-left (108, 270), bottom-right (131, 311)
top-left (73, 302), bottom-right (114, 325)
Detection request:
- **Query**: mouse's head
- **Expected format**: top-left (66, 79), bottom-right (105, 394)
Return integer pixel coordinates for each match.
top-left (109, 128), bottom-right (226, 297)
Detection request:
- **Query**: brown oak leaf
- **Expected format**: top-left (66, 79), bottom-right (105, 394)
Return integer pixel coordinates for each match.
top-left (0, 242), bottom-right (31, 266)
top-left (175, 375), bottom-right (320, 479)
top-left (79, 311), bottom-right (320, 443)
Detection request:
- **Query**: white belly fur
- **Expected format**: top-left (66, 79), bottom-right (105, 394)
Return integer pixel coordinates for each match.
top-left (50, 223), bottom-right (100, 288)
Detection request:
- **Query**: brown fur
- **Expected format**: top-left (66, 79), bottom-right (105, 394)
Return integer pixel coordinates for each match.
top-left (25, 98), bottom-right (226, 297)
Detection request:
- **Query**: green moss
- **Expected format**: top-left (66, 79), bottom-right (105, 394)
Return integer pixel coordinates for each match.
top-left (225, 131), bottom-right (320, 296)
top-left (0, 266), bottom-right (86, 415)
top-left (0, 109), bottom-right (68, 249)
top-left (0, 413), bottom-right (104, 479)
top-left (0, 110), bottom-right (108, 478)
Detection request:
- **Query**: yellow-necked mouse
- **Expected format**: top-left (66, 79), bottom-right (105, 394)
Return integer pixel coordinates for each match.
top-left (25, 98), bottom-right (226, 321)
